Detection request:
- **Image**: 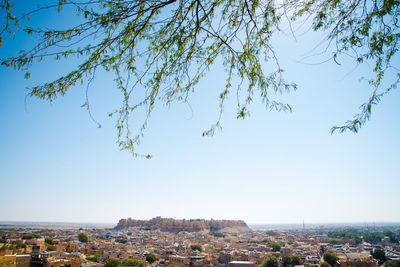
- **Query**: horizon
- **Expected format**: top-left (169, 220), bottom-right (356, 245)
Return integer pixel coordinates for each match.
top-left (1, 219), bottom-right (400, 225)
top-left (1, 1), bottom-right (399, 224)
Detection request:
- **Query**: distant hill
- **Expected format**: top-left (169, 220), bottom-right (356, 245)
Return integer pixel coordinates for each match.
top-left (0, 221), bottom-right (114, 230)
top-left (114, 216), bottom-right (251, 233)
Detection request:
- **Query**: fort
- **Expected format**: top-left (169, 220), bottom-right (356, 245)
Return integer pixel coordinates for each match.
top-left (114, 216), bottom-right (251, 233)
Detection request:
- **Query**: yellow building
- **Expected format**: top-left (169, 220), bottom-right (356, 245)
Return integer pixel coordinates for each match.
top-left (46, 256), bottom-right (86, 267)
top-left (0, 254), bottom-right (30, 267)
top-left (168, 255), bottom-right (190, 267)
top-left (338, 253), bottom-right (378, 267)
top-left (0, 255), bottom-right (16, 266)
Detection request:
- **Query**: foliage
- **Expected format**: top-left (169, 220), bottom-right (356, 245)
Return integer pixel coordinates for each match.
top-left (328, 231), bottom-right (344, 238)
top-left (86, 254), bottom-right (101, 262)
top-left (13, 241), bottom-right (27, 249)
top-left (269, 242), bottom-right (282, 252)
top-left (383, 230), bottom-right (399, 243)
top-left (78, 232), bottom-right (89, 243)
top-left (0, 241), bottom-right (26, 251)
top-left (1, 0), bottom-right (399, 155)
top-left (320, 245), bottom-right (325, 255)
top-left (122, 258), bottom-right (147, 267)
top-left (0, 259), bottom-right (14, 266)
top-left (0, 0), bottom-right (294, 156)
top-left (213, 232), bottom-right (223, 237)
top-left (355, 236), bottom-right (362, 245)
top-left (289, 0), bottom-right (400, 134)
top-left (22, 233), bottom-right (40, 240)
top-left (190, 244), bottom-right (202, 252)
top-left (385, 261), bottom-right (400, 267)
top-left (262, 256), bottom-right (279, 267)
top-left (282, 255), bottom-right (302, 267)
top-left (327, 231), bottom-right (346, 238)
top-left (365, 232), bottom-right (385, 244)
top-left (282, 256), bottom-right (292, 267)
top-left (45, 237), bottom-right (54, 245)
top-left (327, 229), bottom-right (399, 245)
top-left (104, 259), bottom-right (122, 267)
top-left (116, 238), bottom-right (128, 244)
top-left (145, 253), bottom-right (157, 264)
top-left (371, 248), bottom-right (387, 265)
top-left (323, 252), bottom-right (338, 267)
top-left (291, 256), bottom-right (302, 266)
top-left (320, 261), bottom-right (331, 267)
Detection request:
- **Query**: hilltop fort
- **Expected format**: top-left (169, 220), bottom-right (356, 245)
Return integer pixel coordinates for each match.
top-left (115, 216), bottom-right (251, 233)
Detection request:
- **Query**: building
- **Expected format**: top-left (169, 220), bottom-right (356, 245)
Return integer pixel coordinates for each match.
top-left (228, 261), bottom-right (256, 267)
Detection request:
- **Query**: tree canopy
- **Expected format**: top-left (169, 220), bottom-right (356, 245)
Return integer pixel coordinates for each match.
top-left (22, 233), bottom-right (41, 240)
top-left (371, 248), bottom-right (387, 265)
top-left (1, 0), bottom-right (399, 156)
top-left (323, 252), bottom-right (338, 267)
top-left (122, 258), bottom-right (147, 267)
top-left (86, 254), bottom-right (101, 262)
top-left (44, 237), bottom-right (54, 245)
top-left (262, 256), bottom-right (279, 267)
top-left (190, 244), bottom-right (203, 252)
top-left (290, 256), bottom-right (302, 266)
top-left (116, 238), bottom-right (128, 244)
top-left (145, 253), bottom-right (157, 264)
top-left (385, 261), bottom-right (400, 267)
top-left (78, 231), bottom-right (89, 243)
top-left (282, 255), bottom-right (303, 267)
top-left (104, 259), bottom-right (122, 267)
top-left (327, 229), bottom-right (398, 244)
top-left (269, 242), bottom-right (282, 252)
top-left (320, 261), bottom-right (331, 267)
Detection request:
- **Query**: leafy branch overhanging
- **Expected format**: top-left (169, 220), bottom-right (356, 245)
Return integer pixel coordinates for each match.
top-left (1, 0), bottom-right (399, 156)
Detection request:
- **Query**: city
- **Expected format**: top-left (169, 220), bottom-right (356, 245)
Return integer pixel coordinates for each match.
top-left (1, 1), bottom-right (399, 267)
top-left (0, 218), bottom-right (399, 267)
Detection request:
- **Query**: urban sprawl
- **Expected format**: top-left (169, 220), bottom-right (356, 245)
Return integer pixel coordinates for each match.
top-left (0, 217), bottom-right (399, 267)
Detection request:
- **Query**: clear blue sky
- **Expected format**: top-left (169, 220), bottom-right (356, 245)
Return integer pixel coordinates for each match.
top-left (0, 1), bottom-right (399, 225)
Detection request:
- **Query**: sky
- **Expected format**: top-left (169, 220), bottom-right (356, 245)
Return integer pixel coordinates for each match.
top-left (0, 1), bottom-right (399, 225)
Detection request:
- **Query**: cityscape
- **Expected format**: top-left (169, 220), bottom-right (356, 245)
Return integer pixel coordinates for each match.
top-left (1, 1), bottom-right (400, 267)
top-left (0, 218), bottom-right (399, 267)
